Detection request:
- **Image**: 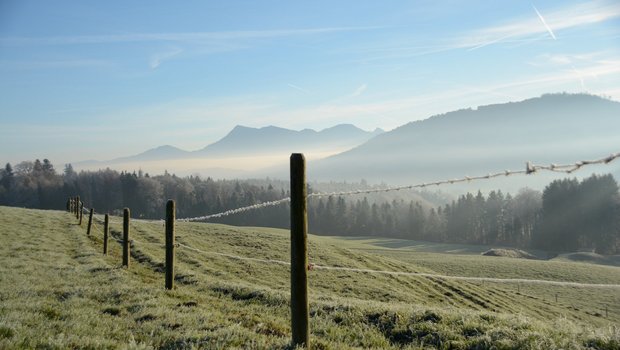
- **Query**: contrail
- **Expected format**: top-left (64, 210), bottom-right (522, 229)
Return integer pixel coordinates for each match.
top-left (571, 65), bottom-right (586, 90)
top-left (287, 83), bottom-right (310, 93)
top-left (533, 5), bottom-right (557, 40)
top-left (467, 33), bottom-right (514, 51)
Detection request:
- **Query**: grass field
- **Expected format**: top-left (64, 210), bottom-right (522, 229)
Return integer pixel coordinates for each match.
top-left (0, 206), bottom-right (619, 349)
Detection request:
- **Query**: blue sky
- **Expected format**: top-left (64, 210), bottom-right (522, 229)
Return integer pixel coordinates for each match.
top-left (1, 0), bottom-right (619, 164)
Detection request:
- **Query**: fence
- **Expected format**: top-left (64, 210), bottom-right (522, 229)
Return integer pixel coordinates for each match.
top-left (66, 151), bottom-right (620, 348)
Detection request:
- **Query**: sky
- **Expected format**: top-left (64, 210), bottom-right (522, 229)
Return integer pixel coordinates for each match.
top-left (1, 0), bottom-right (619, 165)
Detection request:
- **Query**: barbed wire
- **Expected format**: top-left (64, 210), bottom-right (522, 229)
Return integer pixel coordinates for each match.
top-left (310, 264), bottom-right (620, 288)
top-left (308, 152), bottom-right (620, 198)
top-left (68, 153), bottom-right (620, 293)
top-left (79, 209), bottom-right (620, 289)
top-left (177, 198), bottom-right (291, 222)
top-left (177, 242), bottom-right (290, 266)
top-left (79, 215), bottom-right (620, 289)
top-left (171, 241), bottom-right (620, 289)
top-left (174, 151), bottom-right (620, 221)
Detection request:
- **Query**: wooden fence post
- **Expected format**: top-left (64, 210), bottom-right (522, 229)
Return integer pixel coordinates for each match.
top-left (123, 208), bottom-right (130, 267)
top-left (66, 198), bottom-right (70, 212)
top-left (103, 214), bottom-right (109, 255)
top-left (165, 200), bottom-right (175, 290)
top-left (290, 153), bottom-right (309, 348)
top-left (76, 196), bottom-right (80, 219)
top-left (79, 202), bottom-right (84, 225)
top-left (87, 208), bottom-right (94, 235)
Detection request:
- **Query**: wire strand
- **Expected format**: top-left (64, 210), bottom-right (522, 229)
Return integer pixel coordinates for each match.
top-left (172, 242), bottom-right (620, 289)
top-left (176, 242), bottom-right (290, 266)
top-left (175, 151), bottom-right (620, 221)
top-left (310, 264), bottom-right (620, 288)
top-left (177, 198), bottom-right (290, 222)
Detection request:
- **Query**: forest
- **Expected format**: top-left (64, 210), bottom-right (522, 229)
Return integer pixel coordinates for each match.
top-left (1, 159), bottom-right (619, 254)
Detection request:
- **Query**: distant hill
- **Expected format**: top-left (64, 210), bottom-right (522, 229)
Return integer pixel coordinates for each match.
top-left (74, 124), bottom-right (383, 173)
top-left (310, 94), bottom-right (620, 190)
top-left (115, 145), bottom-right (190, 162)
top-left (194, 124), bottom-right (383, 156)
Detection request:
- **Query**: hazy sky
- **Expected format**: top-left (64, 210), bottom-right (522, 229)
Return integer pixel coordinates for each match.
top-left (1, 0), bottom-right (619, 165)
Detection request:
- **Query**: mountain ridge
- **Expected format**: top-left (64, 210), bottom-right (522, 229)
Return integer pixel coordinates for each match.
top-left (194, 123), bottom-right (383, 156)
top-left (74, 123), bottom-right (382, 167)
top-left (308, 93), bottom-right (620, 189)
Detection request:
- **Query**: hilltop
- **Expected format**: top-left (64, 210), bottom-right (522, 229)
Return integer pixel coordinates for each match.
top-left (310, 93), bottom-right (620, 190)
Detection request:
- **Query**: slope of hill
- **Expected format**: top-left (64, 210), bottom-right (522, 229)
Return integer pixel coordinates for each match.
top-left (310, 94), bottom-right (620, 190)
top-left (1, 206), bottom-right (618, 349)
top-left (121, 144), bottom-right (190, 161)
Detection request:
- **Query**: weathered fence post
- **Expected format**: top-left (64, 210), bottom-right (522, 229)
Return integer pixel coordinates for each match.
top-left (165, 200), bottom-right (175, 290)
top-left (123, 208), bottom-right (130, 267)
top-left (87, 208), bottom-right (94, 235)
top-left (290, 153), bottom-right (309, 348)
top-left (103, 214), bottom-right (109, 255)
top-left (76, 196), bottom-right (81, 219)
top-left (79, 202), bottom-right (84, 225)
top-left (66, 198), bottom-right (70, 212)
top-left (555, 293), bottom-right (558, 303)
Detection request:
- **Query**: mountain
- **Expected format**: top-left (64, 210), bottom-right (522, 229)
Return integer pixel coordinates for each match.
top-left (309, 94), bottom-right (620, 190)
top-left (193, 124), bottom-right (383, 156)
top-left (73, 145), bottom-right (191, 168)
top-left (73, 124), bottom-right (383, 175)
top-left (114, 145), bottom-right (190, 162)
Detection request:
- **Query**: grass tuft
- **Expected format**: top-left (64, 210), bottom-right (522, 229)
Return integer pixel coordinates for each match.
top-left (0, 326), bottom-right (14, 339)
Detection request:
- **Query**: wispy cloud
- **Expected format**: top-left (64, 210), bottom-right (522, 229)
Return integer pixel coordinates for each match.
top-left (271, 58), bottom-right (620, 129)
top-left (528, 51), bottom-right (608, 67)
top-left (0, 26), bottom-right (379, 70)
top-left (345, 0), bottom-right (620, 61)
top-left (546, 54), bottom-right (572, 65)
top-left (467, 33), bottom-right (515, 51)
top-left (462, 1), bottom-right (620, 49)
top-left (287, 83), bottom-right (310, 94)
top-left (0, 26), bottom-right (380, 46)
top-left (0, 59), bottom-right (111, 70)
top-left (349, 83), bottom-right (368, 97)
top-left (149, 47), bottom-right (183, 69)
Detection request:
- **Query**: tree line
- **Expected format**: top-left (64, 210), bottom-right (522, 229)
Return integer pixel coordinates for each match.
top-left (1, 159), bottom-right (618, 254)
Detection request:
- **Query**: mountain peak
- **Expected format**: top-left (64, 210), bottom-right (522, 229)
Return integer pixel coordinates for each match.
top-left (196, 123), bottom-right (380, 156)
top-left (372, 127), bottom-right (385, 134)
top-left (228, 125), bottom-right (255, 134)
top-left (321, 123), bottom-right (360, 131)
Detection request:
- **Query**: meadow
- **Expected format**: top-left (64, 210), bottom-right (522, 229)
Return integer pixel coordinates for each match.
top-left (0, 206), bottom-right (618, 349)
